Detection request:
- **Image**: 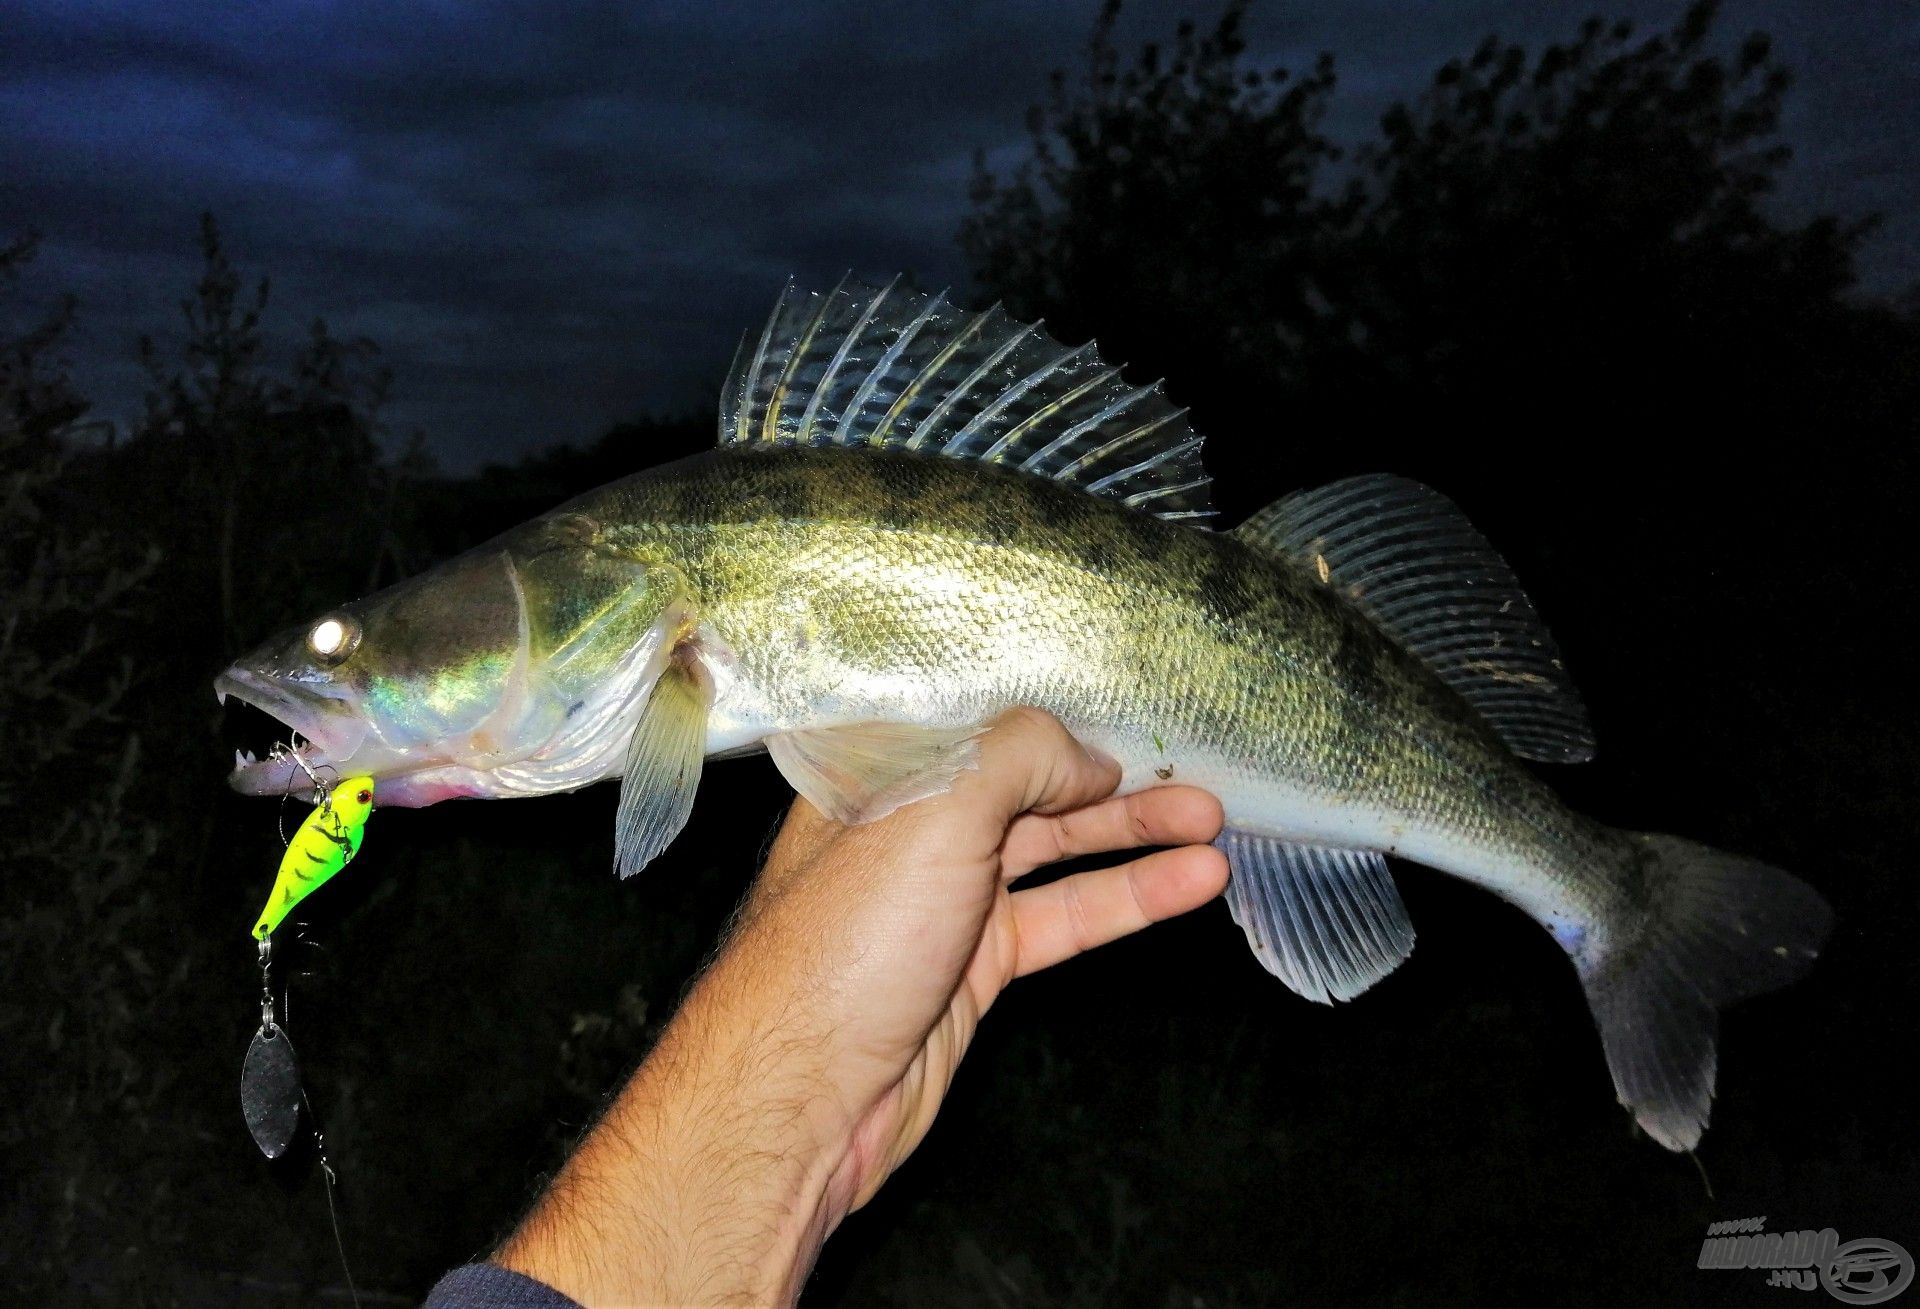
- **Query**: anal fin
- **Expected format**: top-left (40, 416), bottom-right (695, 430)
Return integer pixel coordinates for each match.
top-left (1217, 830), bottom-right (1415, 1004)
top-left (766, 721), bottom-right (982, 824)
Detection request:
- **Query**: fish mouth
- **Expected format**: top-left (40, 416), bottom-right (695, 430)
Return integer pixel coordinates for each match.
top-left (216, 667), bottom-right (372, 798)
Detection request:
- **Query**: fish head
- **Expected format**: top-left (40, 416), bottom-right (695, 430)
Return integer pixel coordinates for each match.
top-left (219, 513), bottom-right (690, 807)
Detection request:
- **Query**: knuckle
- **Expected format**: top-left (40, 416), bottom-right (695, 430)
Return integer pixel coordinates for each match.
top-left (1043, 812), bottom-right (1075, 865)
top-left (1122, 862), bottom-right (1150, 923)
top-left (1061, 877), bottom-right (1097, 946)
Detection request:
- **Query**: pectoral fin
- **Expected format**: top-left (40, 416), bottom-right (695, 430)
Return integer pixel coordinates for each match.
top-left (765, 721), bottom-right (983, 824)
top-left (614, 657), bottom-right (711, 879)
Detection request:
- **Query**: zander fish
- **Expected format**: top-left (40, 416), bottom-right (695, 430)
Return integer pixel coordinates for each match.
top-left (217, 279), bottom-right (1830, 1149)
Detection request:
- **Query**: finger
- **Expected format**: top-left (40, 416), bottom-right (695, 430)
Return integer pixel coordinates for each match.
top-left (1001, 785), bottom-right (1224, 882)
top-left (1009, 843), bottom-right (1231, 978)
top-left (955, 707), bottom-right (1122, 823)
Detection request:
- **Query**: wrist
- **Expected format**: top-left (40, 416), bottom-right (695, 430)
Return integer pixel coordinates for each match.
top-left (496, 976), bottom-right (857, 1307)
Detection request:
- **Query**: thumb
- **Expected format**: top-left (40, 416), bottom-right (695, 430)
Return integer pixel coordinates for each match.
top-left (955, 708), bottom-right (1123, 823)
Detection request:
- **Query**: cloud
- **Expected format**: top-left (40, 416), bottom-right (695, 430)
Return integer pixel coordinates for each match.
top-left (5, 0), bottom-right (1913, 469)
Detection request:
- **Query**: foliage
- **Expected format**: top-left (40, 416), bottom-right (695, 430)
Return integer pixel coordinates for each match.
top-left (963, 0), bottom-right (1346, 409)
top-left (963, 0), bottom-right (1915, 519)
top-left (0, 223), bottom-right (420, 1304)
top-left (110, 214), bottom-right (422, 652)
top-left (0, 235), bottom-right (178, 1302)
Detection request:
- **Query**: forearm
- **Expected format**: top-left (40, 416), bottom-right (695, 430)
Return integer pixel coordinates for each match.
top-left (493, 961), bottom-right (856, 1308)
top-left (483, 717), bottom-right (1226, 1305)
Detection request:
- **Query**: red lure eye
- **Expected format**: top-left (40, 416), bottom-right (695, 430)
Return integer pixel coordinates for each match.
top-left (356, 790), bottom-right (372, 805)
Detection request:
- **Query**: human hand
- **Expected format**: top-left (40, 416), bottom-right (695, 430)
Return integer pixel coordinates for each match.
top-left (496, 708), bottom-right (1227, 1307)
top-left (734, 708), bottom-right (1229, 1214)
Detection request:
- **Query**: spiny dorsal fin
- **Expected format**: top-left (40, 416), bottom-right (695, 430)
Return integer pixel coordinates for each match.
top-left (719, 279), bottom-right (1215, 522)
top-left (1234, 474), bottom-right (1596, 764)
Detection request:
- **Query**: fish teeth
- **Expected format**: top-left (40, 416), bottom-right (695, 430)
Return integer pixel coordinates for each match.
top-left (233, 748), bottom-right (258, 770)
top-left (217, 688), bottom-right (228, 707)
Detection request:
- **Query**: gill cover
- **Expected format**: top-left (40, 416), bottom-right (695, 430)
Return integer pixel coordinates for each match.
top-left (221, 506), bottom-right (699, 810)
top-left (508, 514), bottom-right (717, 879)
top-left (483, 512), bottom-right (700, 801)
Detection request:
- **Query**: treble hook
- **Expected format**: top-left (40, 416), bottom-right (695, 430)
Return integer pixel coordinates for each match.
top-left (271, 738), bottom-right (336, 847)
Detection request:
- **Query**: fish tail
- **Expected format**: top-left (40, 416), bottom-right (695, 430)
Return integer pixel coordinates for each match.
top-left (1567, 833), bottom-right (1831, 1150)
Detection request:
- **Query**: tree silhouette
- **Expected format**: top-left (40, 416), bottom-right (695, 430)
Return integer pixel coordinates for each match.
top-left (964, 0), bottom-right (1916, 521)
top-left (963, 1), bottom-right (1345, 440)
top-left (0, 236), bottom-right (179, 1303)
top-left (2, 223), bottom-right (433, 1304)
top-left (122, 214), bottom-right (413, 652)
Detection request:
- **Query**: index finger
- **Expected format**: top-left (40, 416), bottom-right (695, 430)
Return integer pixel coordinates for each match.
top-left (1001, 785), bottom-right (1224, 882)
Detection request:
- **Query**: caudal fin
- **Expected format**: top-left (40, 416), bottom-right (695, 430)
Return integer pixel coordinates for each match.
top-left (1574, 834), bottom-right (1832, 1150)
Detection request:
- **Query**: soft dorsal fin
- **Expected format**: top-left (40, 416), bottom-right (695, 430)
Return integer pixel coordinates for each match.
top-left (1234, 474), bottom-right (1596, 764)
top-left (719, 278), bottom-right (1215, 522)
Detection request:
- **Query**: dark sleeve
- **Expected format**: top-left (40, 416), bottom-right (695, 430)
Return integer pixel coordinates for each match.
top-left (421, 1263), bottom-right (583, 1309)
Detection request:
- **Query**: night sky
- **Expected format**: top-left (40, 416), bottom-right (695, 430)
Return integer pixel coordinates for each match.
top-left (5, 0), bottom-right (1916, 470)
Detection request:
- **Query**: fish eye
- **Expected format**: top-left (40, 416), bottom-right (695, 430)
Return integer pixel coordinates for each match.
top-left (355, 789), bottom-right (372, 805)
top-left (307, 615), bottom-right (359, 665)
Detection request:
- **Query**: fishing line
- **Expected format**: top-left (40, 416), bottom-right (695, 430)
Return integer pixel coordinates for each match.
top-left (1687, 1148), bottom-right (1715, 1201)
top-left (306, 1094), bottom-right (361, 1309)
top-left (243, 936), bottom-right (362, 1307)
top-left (245, 764), bottom-right (370, 1307)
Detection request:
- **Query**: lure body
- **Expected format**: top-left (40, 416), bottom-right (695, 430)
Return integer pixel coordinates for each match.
top-left (252, 777), bottom-right (374, 939)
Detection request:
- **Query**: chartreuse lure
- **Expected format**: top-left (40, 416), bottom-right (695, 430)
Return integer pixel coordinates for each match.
top-left (252, 776), bottom-right (375, 940)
